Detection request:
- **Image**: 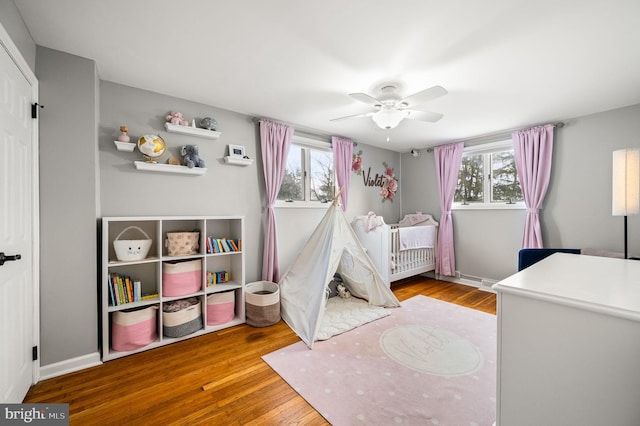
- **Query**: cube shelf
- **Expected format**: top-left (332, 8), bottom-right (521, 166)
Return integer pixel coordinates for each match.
top-left (101, 215), bottom-right (245, 361)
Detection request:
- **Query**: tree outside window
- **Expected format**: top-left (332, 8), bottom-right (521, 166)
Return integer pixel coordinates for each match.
top-left (277, 142), bottom-right (334, 204)
top-left (454, 142), bottom-right (523, 208)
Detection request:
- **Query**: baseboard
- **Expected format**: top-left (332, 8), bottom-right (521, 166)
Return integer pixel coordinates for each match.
top-left (38, 352), bottom-right (102, 381)
top-left (436, 272), bottom-right (497, 293)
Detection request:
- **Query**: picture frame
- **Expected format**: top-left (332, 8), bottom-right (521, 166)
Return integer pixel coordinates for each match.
top-left (229, 144), bottom-right (246, 159)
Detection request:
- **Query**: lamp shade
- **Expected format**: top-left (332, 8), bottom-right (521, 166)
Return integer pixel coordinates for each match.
top-left (372, 109), bottom-right (409, 130)
top-left (612, 148), bottom-right (640, 216)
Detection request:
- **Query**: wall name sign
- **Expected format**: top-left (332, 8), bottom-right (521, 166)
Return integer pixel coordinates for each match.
top-left (362, 167), bottom-right (386, 188)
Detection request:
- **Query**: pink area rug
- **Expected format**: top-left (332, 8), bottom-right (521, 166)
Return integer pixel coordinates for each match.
top-left (262, 295), bottom-right (496, 425)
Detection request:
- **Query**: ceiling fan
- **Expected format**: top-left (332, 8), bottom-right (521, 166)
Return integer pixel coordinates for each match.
top-left (331, 84), bottom-right (447, 130)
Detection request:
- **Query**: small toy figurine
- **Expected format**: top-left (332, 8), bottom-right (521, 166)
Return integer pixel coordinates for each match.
top-left (181, 145), bottom-right (205, 168)
top-left (166, 111), bottom-right (189, 126)
top-left (117, 125), bottom-right (130, 142)
top-left (337, 283), bottom-right (351, 299)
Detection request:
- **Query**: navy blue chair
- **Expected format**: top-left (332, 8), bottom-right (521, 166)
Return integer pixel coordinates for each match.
top-left (518, 248), bottom-right (581, 271)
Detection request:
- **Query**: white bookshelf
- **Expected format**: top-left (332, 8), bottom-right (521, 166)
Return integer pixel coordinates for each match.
top-left (101, 216), bottom-right (245, 361)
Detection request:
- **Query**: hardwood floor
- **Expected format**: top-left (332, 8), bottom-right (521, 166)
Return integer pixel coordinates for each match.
top-left (24, 277), bottom-right (496, 425)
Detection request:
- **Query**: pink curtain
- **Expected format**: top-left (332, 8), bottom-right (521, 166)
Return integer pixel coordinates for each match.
top-left (434, 142), bottom-right (464, 276)
top-left (332, 136), bottom-right (353, 211)
top-left (260, 120), bottom-right (294, 282)
top-left (512, 124), bottom-right (554, 249)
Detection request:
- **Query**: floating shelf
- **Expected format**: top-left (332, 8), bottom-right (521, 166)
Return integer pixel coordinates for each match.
top-left (114, 140), bottom-right (136, 152)
top-left (224, 156), bottom-right (254, 166)
top-left (164, 123), bottom-right (221, 140)
top-left (134, 161), bottom-right (207, 175)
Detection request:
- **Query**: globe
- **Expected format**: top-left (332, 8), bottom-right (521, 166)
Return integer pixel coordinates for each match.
top-left (137, 134), bottom-right (167, 163)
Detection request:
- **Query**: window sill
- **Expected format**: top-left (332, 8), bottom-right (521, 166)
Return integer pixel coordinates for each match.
top-left (275, 202), bottom-right (333, 210)
top-left (452, 203), bottom-right (526, 211)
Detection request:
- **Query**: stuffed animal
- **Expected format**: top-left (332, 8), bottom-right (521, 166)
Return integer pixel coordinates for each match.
top-left (165, 111), bottom-right (189, 126)
top-left (337, 283), bottom-right (351, 299)
top-left (181, 145), bottom-right (205, 168)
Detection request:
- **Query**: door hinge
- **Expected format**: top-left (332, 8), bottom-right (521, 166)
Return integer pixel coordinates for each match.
top-left (32, 346), bottom-right (38, 361)
top-left (31, 103), bottom-right (43, 119)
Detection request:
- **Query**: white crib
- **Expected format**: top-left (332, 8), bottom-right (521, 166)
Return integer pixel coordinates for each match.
top-left (352, 213), bottom-right (438, 286)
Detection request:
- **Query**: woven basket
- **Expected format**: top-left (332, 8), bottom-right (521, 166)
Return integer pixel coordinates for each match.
top-left (162, 298), bottom-right (203, 338)
top-left (207, 291), bottom-right (235, 325)
top-left (245, 281), bottom-right (280, 327)
top-left (162, 259), bottom-right (202, 297)
top-left (111, 305), bottom-right (158, 351)
top-left (113, 226), bottom-right (152, 261)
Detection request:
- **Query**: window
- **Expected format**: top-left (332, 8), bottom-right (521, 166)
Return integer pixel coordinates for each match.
top-left (277, 136), bottom-right (335, 206)
top-left (453, 140), bottom-right (524, 209)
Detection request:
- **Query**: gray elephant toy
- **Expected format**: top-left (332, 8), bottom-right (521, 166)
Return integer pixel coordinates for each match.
top-left (181, 145), bottom-right (205, 168)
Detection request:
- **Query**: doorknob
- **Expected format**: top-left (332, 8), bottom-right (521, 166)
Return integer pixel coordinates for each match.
top-left (0, 252), bottom-right (21, 266)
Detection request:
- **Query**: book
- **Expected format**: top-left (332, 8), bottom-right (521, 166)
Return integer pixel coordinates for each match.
top-left (109, 273), bottom-right (147, 305)
top-left (108, 278), bottom-right (115, 306)
top-left (141, 292), bottom-right (158, 300)
top-left (134, 280), bottom-right (141, 302)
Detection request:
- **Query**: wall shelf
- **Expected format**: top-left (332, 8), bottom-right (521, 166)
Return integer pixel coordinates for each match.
top-left (164, 122), bottom-right (221, 140)
top-left (224, 156), bottom-right (254, 166)
top-left (134, 161), bottom-right (206, 175)
top-left (114, 140), bottom-right (136, 152)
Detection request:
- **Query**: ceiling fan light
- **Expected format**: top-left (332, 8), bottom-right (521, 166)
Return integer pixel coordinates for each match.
top-left (372, 109), bottom-right (409, 129)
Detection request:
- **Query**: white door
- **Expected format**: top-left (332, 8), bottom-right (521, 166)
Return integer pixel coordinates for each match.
top-left (0, 34), bottom-right (38, 403)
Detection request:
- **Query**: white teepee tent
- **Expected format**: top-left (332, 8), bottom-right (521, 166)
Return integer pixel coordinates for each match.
top-left (279, 200), bottom-right (400, 348)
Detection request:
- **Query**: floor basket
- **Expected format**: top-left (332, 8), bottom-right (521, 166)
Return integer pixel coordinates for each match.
top-left (245, 281), bottom-right (280, 327)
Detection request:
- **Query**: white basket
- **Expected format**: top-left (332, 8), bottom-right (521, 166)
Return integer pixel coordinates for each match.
top-left (113, 226), bottom-right (152, 261)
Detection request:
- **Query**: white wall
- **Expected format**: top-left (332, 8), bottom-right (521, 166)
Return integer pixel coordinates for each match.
top-left (401, 103), bottom-right (640, 282)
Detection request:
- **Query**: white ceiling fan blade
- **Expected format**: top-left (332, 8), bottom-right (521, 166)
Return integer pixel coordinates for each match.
top-left (400, 85), bottom-right (448, 108)
top-left (349, 92), bottom-right (383, 107)
top-left (406, 109), bottom-right (444, 122)
top-left (330, 111), bottom-right (375, 122)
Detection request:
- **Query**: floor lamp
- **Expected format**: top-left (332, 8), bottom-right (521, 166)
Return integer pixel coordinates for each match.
top-left (612, 148), bottom-right (640, 259)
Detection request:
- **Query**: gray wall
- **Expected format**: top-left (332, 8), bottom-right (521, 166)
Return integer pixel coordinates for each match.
top-left (100, 79), bottom-right (401, 283)
top-left (401, 103), bottom-right (640, 282)
top-left (36, 46), bottom-right (100, 365)
top-left (99, 80), bottom-right (265, 283)
top-left (0, 0), bottom-right (35, 71)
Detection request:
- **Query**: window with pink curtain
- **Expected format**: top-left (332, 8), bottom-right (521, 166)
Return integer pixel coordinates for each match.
top-left (260, 120), bottom-right (294, 282)
top-left (512, 124), bottom-right (554, 249)
top-left (331, 136), bottom-right (353, 211)
top-left (434, 142), bottom-right (464, 276)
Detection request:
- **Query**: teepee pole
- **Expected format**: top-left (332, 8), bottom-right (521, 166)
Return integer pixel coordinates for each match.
top-left (332, 186), bottom-right (345, 206)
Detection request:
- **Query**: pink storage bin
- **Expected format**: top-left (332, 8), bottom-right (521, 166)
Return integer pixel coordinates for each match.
top-left (111, 305), bottom-right (158, 352)
top-left (162, 259), bottom-right (202, 297)
top-left (207, 291), bottom-right (235, 325)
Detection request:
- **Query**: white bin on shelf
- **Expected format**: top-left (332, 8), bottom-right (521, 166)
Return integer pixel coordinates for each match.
top-left (113, 226), bottom-right (152, 261)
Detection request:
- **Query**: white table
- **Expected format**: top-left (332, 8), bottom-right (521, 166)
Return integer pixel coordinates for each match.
top-left (493, 253), bottom-right (640, 426)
